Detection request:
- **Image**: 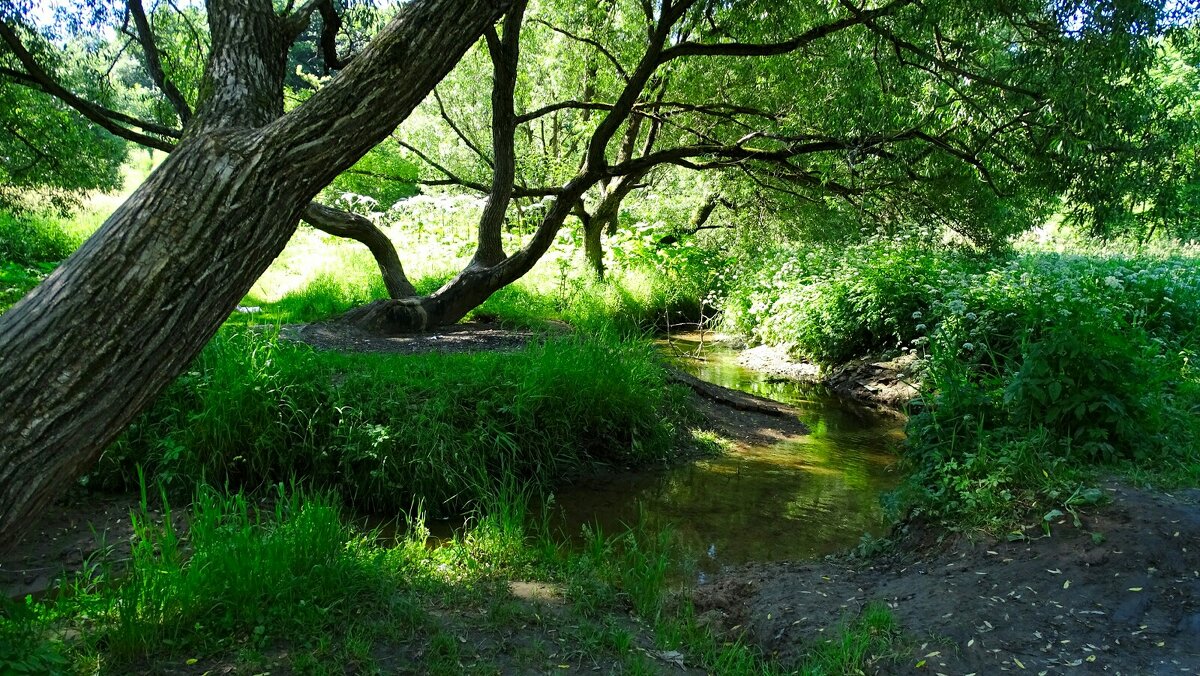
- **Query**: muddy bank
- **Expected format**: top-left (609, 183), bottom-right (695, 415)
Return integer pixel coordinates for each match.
top-left (0, 492), bottom-right (161, 599)
top-left (693, 483), bottom-right (1200, 674)
top-left (737, 343), bottom-right (920, 413)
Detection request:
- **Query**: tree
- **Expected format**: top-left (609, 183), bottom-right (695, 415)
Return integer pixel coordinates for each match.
top-left (0, 29), bottom-right (128, 213)
top-left (0, 0), bottom-right (512, 552)
top-left (0, 0), bottom-right (1190, 551)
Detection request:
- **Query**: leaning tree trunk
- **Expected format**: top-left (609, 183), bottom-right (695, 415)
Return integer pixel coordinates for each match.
top-left (0, 0), bottom-right (508, 553)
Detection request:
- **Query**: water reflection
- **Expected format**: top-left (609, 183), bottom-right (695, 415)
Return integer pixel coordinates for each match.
top-left (550, 337), bottom-right (904, 575)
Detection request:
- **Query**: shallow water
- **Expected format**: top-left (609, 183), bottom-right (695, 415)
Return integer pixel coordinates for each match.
top-left (549, 336), bottom-right (905, 578)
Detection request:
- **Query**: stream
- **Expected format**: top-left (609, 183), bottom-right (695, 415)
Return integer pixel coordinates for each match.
top-left (549, 335), bottom-right (905, 578)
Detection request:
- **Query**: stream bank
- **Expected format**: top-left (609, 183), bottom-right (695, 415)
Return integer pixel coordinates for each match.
top-left (667, 333), bottom-right (1200, 674)
top-left (732, 341), bottom-right (920, 414)
top-left (692, 483), bottom-right (1200, 674)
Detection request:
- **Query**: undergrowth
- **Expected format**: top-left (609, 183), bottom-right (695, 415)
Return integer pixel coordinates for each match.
top-left (0, 211), bottom-right (87, 313)
top-left (0, 483), bottom-right (847, 674)
top-left (93, 328), bottom-right (690, 515)
top-left (723, 235), bottom-right (1200, 527)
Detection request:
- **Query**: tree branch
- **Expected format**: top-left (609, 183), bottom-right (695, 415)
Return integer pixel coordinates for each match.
top-left (842, 0), bottom-right (1043, 100)
top-left (659, 0), bottom-right (912, 61)
top-left (126, 0), bottom-right (193, 124)
top-left (316, 0), bottom-right (351, 70)
top-left (433, 87), bottom-right (493, 169)
top-left (516, 100), bottom-right (614, 124)
top-left (302, 202), bottom-right (415, 298)
top-left (474, 0), bottom-right (527, 266)
top-left (0, 23), bottom-right (179, 151)
top-left (529, 18), bottom-right (628, 81)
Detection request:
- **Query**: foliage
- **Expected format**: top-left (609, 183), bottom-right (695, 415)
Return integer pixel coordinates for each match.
top-left (1045, 20), bottom-right (1200, 240)
top-left (323, 143), bottom-right (421, 210)
top-left (93, 328), bottom-right (689, 514)
top-left (0, 597), bottom-right (68, 675)
top-left (0, 210), bottom-right (83, 265)
top-left (722, 234), bottom-right (986, 365)
top-left (722, 236), bottom-right (1200, 525)
top-left (0, 23), bottom-right (128, 213)
top-left (0, 210), bottom-right (89, 312)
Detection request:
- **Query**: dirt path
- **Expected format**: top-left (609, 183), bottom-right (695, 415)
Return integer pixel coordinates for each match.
top-left (693, 483), bottom-right (1200, 674)
top-left (278, 320), bottom-right (565, 355)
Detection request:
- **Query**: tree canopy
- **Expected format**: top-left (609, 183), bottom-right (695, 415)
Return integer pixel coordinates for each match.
top-left (0, 0), bottom-right (1198, 550)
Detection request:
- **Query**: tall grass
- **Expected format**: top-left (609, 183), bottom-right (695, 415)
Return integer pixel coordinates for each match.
top-left (0, 211), bottom-right (83, 266)
top-left (82, 485), bottom-right (409, 662)
top-left (1, 481), bottom-right (792, 673)
top-left (95, 328), bottom-right (689, 514)
top-left (0, 210), bottom-right (90, 313)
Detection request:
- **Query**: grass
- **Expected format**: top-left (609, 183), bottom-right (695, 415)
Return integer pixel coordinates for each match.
top-left (795, 602), bottom-right (904, 675)
top-left (94, 327), bottom-right (692, 516)
top-left (0, 190), bottom-right (919, 674)
top-left (0, 482), bottom-right (901, 674)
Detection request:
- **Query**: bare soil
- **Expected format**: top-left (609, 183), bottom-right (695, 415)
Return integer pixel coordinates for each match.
top-left (737, 343), bottom-right (920, 413)
top-left (0, 492), bottom-right (147, 599)
top-left (278, 320), bottom-right (567, 355)
top-left (693, 483), bottom-right (1200, 674)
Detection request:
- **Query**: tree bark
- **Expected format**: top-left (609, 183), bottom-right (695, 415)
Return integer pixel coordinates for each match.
top-left (0, 0), bottom-right (509, 553)
top-left (340, 175), bottom-right (594, 333)
top-left (582, 172), bottom-right (643, 278)
top-left (473, 1), bottom-right (526, 267)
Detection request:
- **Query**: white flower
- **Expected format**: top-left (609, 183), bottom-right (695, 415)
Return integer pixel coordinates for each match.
top-left (1104, 276), bottom-right (1123, 289)
top-left (916, 323), bottom-right (927, 332)
top-left (963, 342), bottom-right (975, 351)
top-left (965, 312), bottom-right (977, 321)
top-left (912, 311), bottom-right (923, 319)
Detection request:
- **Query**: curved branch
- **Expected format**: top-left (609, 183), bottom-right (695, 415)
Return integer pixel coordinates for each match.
top-left (530, 18), bottom-right (628, 81)
top-left (302, 202), bottom-right (416, 299)
top-left (474, 1), bottom-right (527, 266)
top-left (393, 141), bottom-right (560, 197)
top-left (433, 87), bottom-right (492, 169)
top-left (0, 22), bottom-right (179, 151)
top-left (843, 0), bottom-right (1042, 100)
top-left (659, 0), bottom-right (912, 61)
top-left (127, 0), bottom-right (193, 124)
top-left (516, 100), bottom-right (614, 124)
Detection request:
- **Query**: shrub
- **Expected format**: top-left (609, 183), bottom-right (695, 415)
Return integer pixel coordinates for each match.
top-left (0, 211), bottom-right (82, 266)
top-left (722, 237), bottom-right (1200, 524)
